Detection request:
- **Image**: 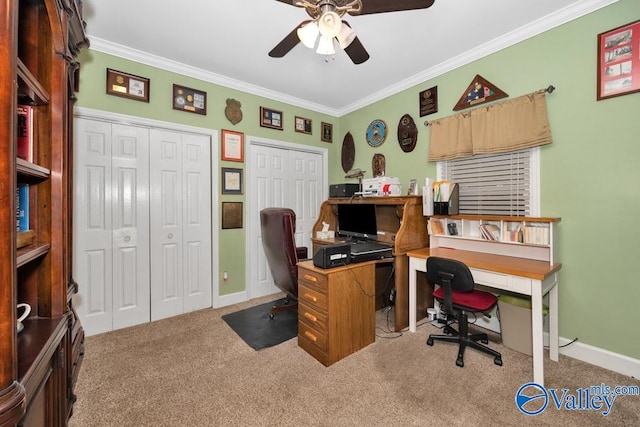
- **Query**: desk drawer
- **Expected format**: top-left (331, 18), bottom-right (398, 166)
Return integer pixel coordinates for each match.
top-left (508, 275), bottom-right (532, 294)
top-left (299, 284), bottom-right (328, 311)
top-left (472, 269), bottom-right (508, 291)
top-left (298, 321), bottom-right (328, 353)
top-left (299, 269), bottom-right (328, 292)
top-left (299, 302), bottom-right (328, 331)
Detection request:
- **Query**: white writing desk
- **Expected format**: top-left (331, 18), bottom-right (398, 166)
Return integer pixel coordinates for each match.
top-left (407, 247), bottom-right (562, 387)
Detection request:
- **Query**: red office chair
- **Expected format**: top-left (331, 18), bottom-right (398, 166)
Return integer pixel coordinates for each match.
top-left (260, 208), bottom-right (308, 319)
top-left (426, 256), bottom-right (503, 367)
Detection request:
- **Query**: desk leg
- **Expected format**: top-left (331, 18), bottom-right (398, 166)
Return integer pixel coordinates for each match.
top-left (408, 257), bottom-right (420, 333)
top-left (531, 282), bottom-right (545, 386)
top-left (549, 278), bottom-right (559, 362)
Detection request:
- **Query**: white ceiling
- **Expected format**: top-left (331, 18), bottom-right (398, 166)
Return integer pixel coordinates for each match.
top-left (82, 0), bottom-right (615, 116)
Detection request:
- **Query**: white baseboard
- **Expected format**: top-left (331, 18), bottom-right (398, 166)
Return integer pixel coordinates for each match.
top-left (558, 336), bottom-right (640, 380)
top-left (215, 291), bottom-right (248, 308)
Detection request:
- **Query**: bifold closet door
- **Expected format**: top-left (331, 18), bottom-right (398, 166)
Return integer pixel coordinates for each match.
top-left (149, 129), bottom-right (212, 321)
top-left (73, 119), bottom-right (151, 335)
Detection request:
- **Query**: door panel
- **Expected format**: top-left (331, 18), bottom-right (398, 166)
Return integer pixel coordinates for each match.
top-left (250, 144), bottom-right (324, 299)
top-left (111, 124), bottom-right (150, 330)
top-left (73, 119), bottom-right (114, 335)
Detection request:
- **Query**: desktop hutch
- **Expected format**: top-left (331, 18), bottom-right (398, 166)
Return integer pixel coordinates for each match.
top-left (309, 196), bottom-right (431, 332)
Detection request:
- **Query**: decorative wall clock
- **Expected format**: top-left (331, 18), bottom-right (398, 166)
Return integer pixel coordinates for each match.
top-left (366, 119), bottom-right (387, 147)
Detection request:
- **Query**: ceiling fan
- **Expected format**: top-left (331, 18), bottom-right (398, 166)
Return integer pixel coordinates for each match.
top-left (269, 0), bottom-right (436, 64)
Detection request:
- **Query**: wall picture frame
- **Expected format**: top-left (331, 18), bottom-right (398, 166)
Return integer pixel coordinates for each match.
top-left (106, 68), bottom-right (150, 102)
top-left (260, 106), bottom-right (283, 130)
top-left (222, 202), bottom-right (243, 229)
top-left (221, 129), bottom-right (244, 162)
top-left (321, 122), bottom-right (333, 143)
top-left (173, 84), bottom-right (207, 115)
top-left (295, 116), bottom-right (312, 134)
top-left (597, 19), bottom-right (640, 100)
top-left (222, 167), bottom-right (243, 194)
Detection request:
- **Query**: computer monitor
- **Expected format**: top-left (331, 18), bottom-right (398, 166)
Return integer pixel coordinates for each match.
top-left (337, 203), bottom-right (378, 240)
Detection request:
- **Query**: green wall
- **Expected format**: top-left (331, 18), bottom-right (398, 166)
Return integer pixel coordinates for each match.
top-left (77, 0), bottom-right (639, 360)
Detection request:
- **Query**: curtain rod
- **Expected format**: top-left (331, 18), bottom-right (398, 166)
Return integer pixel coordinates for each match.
top-left (423, 85), bottom-right (556, 127)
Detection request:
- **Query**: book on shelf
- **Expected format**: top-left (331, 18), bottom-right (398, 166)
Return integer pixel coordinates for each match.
top-left (17, 104), bottom-right (33, 162)
top-left (16, 183), bottom-right (29, 231)
top-left (479, 224), bottom-right (500, 241)
top-left (523, 223), bottom-right (550, 245)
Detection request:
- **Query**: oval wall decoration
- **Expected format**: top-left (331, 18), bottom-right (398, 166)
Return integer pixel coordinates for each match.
top-left (341, 132), bottom-right (355, 173)
top-left (397, 113), bottom-right (418, 153)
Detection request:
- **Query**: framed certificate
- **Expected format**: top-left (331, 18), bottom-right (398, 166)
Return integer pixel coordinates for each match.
top-left (173, 84), bottom-right (207, 115)
top-left (106, 68), bottom-right (150, 102)
top-left (221, 130), bottom-right (244, 162)
top-left (222, 167), bottom-right (243, 194)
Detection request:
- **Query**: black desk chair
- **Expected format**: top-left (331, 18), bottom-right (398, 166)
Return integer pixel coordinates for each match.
top-left (426, 257), bottom-right (503, 368)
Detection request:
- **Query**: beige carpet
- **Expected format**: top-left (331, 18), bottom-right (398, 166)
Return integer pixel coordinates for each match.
top-left (69, 295), bottom-right (640, 426)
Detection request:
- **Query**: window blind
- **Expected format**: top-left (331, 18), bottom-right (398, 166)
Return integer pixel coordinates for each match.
top-left (438, 149), bottom-right (537, 216)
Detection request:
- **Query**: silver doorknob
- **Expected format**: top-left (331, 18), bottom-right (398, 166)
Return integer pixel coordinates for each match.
top-left (168, 233), bottom-right (174, 239)
top-left (124, 236), bottom-right (131, 242)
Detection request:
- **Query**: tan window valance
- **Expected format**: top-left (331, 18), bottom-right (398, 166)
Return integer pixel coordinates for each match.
top-left (428, 89), bottom-right (552, 162)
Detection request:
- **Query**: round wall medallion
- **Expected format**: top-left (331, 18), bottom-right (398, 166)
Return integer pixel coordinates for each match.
top-left (366, 119), bottom-right (387, 147)
top-left (341, 132), bottom-right (355, 173)
top-left (397, 113), bottom-right (418, 153)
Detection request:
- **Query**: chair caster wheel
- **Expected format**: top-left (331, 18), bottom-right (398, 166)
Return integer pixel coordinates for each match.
top-left (481, 338), bottom-right (489, 344)
top-left (494, 357), bottom-right (503, 366)
top-left (456, 358), bottom-right (464, 368)
top-left (269, 313), bottom-right (275, 320)
top-left (426, 337), bottom-right (434, 346)
top-left (443, 326), bottom-right (451, 335)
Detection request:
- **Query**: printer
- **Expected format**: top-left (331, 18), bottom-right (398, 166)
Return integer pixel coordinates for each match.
top-left (361, 177), bottom-right (402, 196)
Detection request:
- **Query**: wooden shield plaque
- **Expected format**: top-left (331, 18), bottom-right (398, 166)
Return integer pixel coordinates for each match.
top-left (397, 114), bottom-right (418, 153)
top-left (341, 132), bottom-right (355, 173)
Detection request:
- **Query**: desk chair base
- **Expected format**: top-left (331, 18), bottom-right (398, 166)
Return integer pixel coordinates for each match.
top-left (427, 313), bottom-right (503, 368)
top-left (269, 294), bottom-right (298, 319)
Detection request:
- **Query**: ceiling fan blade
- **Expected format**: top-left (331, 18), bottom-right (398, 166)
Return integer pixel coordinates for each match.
top-left (343, 36), bottom-right (369, 64)
top-left (274, 0), bottom-right (298, 6)
top-left (353, 0), bottom-right (435, 15)
top-left (269, 21), bottom-right (311, 58)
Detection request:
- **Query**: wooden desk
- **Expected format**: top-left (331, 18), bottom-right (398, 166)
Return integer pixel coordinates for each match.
top-left (297, 260), bottom-right (376, 366)
top-left (407, 247), bottom-right (562, 387)
top-left (312, 196), bottom-right (429, 331)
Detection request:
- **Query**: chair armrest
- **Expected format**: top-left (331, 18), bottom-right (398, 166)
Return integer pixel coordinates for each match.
top-left (296, 246), bottom-right (308, 260)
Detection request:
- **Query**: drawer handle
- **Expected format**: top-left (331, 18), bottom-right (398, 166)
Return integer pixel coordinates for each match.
top-left (304, 312), bottom-right (317, 322)
top-left (303, 293), bottom-right (317, 302)
top-left (303, 274), bottom-right (317, 282)
top-left (304, 331), bottom-right (317, 342)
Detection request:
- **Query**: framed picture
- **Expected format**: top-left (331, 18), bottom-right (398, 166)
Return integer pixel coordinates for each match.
top-left (221, 129), bottom-right (244, 162)
top-left (222, 167), bottom-right (243, 194)
top-left (295, 116), bottom-right (312, 134)
top-left (260, 106), bottom-right (283, 130)
top-left (419, 86), bottom-right (438, 116)
top-left (407, 179), bottom-right (418, 195)
top-left (597, 20), bottom-right (640, 100)
top-left (173, 84), bottom-right (207, 114)
top-left (222, 202), bottom-right (243, 229)
top-left (321, 122), bottom-right (333, 143)
top-left (106, 68), bottom-right (150, 102)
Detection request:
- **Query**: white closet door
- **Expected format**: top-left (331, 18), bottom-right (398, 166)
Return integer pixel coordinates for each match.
top-left (73, 119), bottom-right (150, 335)
top-left (181, 133), bottom-right (212, 312)
top-left (250, 145), bottom-right (323, 298)
top-left (290, 150), bottom-right (322, 252)
top-left (73, 119), bottom-right (114, 335)
top-left (111, 124), bottom-right (151, 330)
top-left (149, 130), bottom-right (211, 320)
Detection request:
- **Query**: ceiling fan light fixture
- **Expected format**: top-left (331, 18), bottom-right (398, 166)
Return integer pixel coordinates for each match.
top-left (297, 21), bottom-right (319, 49)
top-left (316, 35), bottom-right (336, 55)
top-left (336, 23), bottom-right (356, 49)
top-left (318, 11), bottom-right (342, 38)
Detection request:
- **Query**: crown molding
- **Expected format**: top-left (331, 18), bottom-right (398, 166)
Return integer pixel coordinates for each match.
top-left (88, 0), bottom-right (617, 118)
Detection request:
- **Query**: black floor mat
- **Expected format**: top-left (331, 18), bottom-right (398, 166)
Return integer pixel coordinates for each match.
top-left (222, 298), bottom-right (298, 350)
